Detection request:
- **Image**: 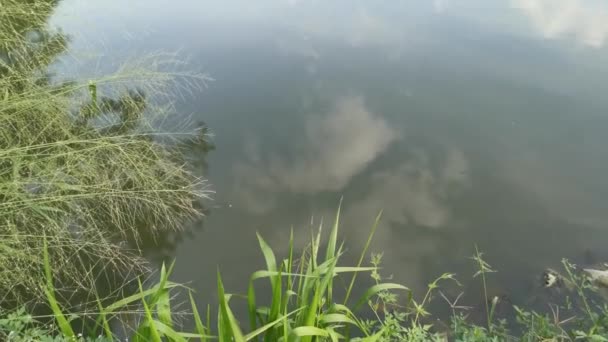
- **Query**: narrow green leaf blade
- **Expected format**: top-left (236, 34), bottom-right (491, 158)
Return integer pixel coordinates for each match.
top-left (217, 269), bottom-right (246, 342)
top-left (42, 238), bottom-right (75, 339)
top-left (189, 291), bottom-right (209, 342)
top-left (354, 283), bottom-right (409, 311)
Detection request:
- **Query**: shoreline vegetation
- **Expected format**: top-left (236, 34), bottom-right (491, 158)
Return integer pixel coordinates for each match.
top-left (2, 0), bottom-right (211, 327)
top-left (3, 208), bottom-right (608, 341)
top-left (2, 0), bottom-right (608, 341)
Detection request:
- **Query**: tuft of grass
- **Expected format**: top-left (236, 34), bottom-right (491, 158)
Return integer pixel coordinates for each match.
top-left (1, 0), bottom-right (213, 311)
top-left (239, 205), bottom-right (394, 342)
top-left (471, 245), bottom-right (497, 333)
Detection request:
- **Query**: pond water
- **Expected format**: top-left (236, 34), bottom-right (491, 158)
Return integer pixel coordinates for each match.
top-left (52, 0), bottom-right (608, 318)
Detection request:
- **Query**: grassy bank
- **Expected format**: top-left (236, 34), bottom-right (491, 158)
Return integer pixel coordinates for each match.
top-left (2, 209), bottom-right (608, 341)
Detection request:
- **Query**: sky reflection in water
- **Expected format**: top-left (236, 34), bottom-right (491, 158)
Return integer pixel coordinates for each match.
top-left (52, 0), bottom-right (608, 312)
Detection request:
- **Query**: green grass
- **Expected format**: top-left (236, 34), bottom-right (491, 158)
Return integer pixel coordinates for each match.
top-left (4, 209), bottom-right (608, 341)
top-left (1, 0), bottom-right (213, 309)
top-left (8, 207), bottom-right (412, 341)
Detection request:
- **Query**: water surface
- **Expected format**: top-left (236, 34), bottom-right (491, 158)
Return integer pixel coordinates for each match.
top-left (52, 0), bottom-right (608, 317)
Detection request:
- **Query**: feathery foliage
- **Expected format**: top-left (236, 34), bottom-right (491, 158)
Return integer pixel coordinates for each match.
top-left (0, 0), bottom-right (213, 309)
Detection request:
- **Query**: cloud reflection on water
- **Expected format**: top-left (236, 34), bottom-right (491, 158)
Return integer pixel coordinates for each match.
top-left (232, 96), bottom-right (398, 213)
top-left (512, 0), bottom-right (608, 47)
top-left (348, 148), bottom-right (469, 230)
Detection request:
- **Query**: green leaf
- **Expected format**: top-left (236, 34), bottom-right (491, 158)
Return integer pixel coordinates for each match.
top-left (138, 279), bottom-right (162, 342)
top-left (103, 282), bottom-right (182, 313)
top-left (325, 198), bottom-right (342, 264)
top-left (334, 267), bottom-right (377, 274)
top-left (354, 283), bottom-right (409, 311)
top-left (248, 278), bottom-right (258, 335)
top-left (156, 288), bottom-right (173, 329)
top-left (327, 327), bottom-right (343, 342)
top-left (189, 291), bottom-right (210, 342)
top-left (266, 266), bottom-right (283, 342)
top-left (244, 307), bottom-right (304, 341)
top-left (289, 326), bottom-right (330, 341)
top-left (256, 233), bottom-right (277, 288)
top-left (319, 313), bottom-right (358, 326)
top-left (217, 269), bottom-right (246, 342)
top-left (148, 261), bottom-right (175, 307)
top-left (356, 328), bottom-right (385, 342)
top-left (150, 320), bottom-right (188, 342)
top-left (283, 228), bottom-right (295, 318)
top-left (42, 237), bottom-right (75, 339)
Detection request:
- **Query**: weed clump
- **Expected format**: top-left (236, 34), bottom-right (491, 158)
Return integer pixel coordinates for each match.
top-left (0, 0), bottom-right (212, 308)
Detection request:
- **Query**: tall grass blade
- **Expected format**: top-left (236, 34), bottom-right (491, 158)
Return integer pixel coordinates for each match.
top-left (325, 198), bottom-right (342, 262)
top-left (154, 263), bottom-right (175, 329)
top-left (156, 288), bottom-right (173, 328)
top-left (189, 291), bottom-right (210, 342)
top-left (295, 241), bottom-right (310, 312)
top-left (42, 237), bottom-right (75, 339)
top-left (312, 219), bottom-right (323, 269)
top-left (301, 256), bottom-right (338, 342)
top-left (206, 303), bottom-right (211, 339)
top-left (269, 266), bottom-right (283, 321)
top-left (133, 279), bottom-right (162, 342)
top-left (256, 233), bottom-right (277, 289)
top-left (334, 266), bottom-right (377, 273)
top-left (282, 228), bottom-right (294, 315)
top-left (103, 282), bottom-right (182, 313)
top-left (96, 294), bottom-right (113, 339)
top-left (344, 210), bottom-right (382, 305)
top-left (247, 278), bottom-right (258, 336)
top-left (264, 265), bottom-right (283, 342)
top-left (217, 269), bottom-right (246, 342)
top-left (325, 199), bottom-right (341, 305)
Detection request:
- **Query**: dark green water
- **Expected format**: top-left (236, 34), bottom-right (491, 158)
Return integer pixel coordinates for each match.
top-left (52, 0), bottom-right (608, 316)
